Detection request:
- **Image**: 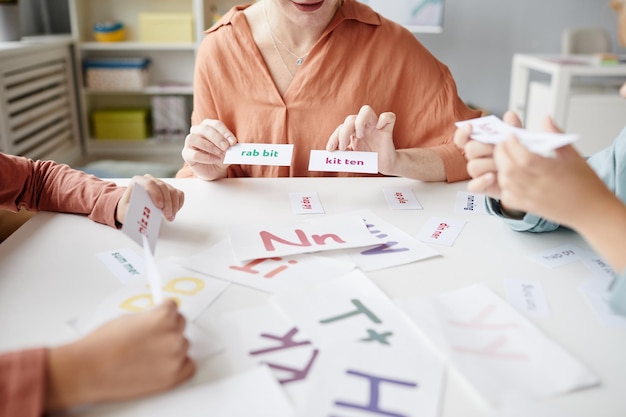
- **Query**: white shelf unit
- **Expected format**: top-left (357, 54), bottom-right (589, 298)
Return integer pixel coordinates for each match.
top-left (67, 0), bottom-right (213, 163)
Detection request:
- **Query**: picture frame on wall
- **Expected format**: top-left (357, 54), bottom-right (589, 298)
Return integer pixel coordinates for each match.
top-left (359, 0), bottom-right (445, 33)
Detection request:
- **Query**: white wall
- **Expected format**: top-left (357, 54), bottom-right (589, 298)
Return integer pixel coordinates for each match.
top-left (416, 0), bottom-right (625, 116)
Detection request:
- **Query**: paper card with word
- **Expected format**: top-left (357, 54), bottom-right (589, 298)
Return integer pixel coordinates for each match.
top-left (73, 258), bottom-right (230, 332)
top-left (138, 365), bottom-right (294, 417)
top-left (295, 344), bottom-right (444, 417)
top-left (121, 182), bottom-right (163, 254)
top-left (455, 115), bottom-right (578, 156)
top-left (455, 191), bottom-right (489, 215)
top-left (308, 150), bottom-right (378, 174)
top-left (97, 247), bottom-right (144, 284)
top-left (223, 143), bottom-right (294, 166)
top-left (504, 278), bottom-right (552, 318)
top-left (416, 216), bottom-right (467, 247)
top-left (528, 244), bottom-right (584, 268)
top-left (212, 303), bottom-right (319, 406)
top-left (395, 284), bottom-right (599, 406)
top-left (289, 191), bottom-right (325, 214)
top-left (382, 187), bottom-right (423, 210)
top-left (228, 213), bottom-right (380, 261)
top-left (178, 239), bottom-right (355, 293)
top-left (327, 209), bottom-right (439, 272)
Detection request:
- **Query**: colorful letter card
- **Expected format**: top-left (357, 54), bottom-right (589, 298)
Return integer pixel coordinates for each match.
top-left (121, 183), bottom-right (163, 253)
top-left (212, 303), bottom-right (318, 405)
top-left (308, 150), bottom-right (378, 174)
top-left (295, 344), bottom-right (443, 417)
top-left (455, 115), bottom-right (578, 156)
top-left (383, 187), bottom-right (423, 210)
top-left (74, 258), bottom-right (230, 333)
top-left (396, 284), bottom-right (599, 405)
top-left (179, 239), bottom-right (355, 294)
top-left (223, 143), bottom-right (294, 166)
top-left (329, 210), bottom-right (439, 272)
top-left (272, 270), bottom-right (445, 416)
top-left (228, 214), bottom-right (380, 261)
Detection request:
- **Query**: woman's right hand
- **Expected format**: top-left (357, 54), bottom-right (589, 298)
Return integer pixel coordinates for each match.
top-left (181, 118), bottom-right (238, 181)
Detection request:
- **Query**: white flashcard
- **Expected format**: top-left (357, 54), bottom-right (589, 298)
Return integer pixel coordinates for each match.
top-left (504, 278), bottom-right (552, 318)
top-left (416, 216), bottom-right (466, 247)
top-left (121, 183), bottom-right (163, 254)
top-left (138, 366), bottom-right (294, 417)
top-left (296, 344), bottom-right (444, 417)
top-left (308, 150), bottom-right (378, 174)
top-left (383, 187), bottom-right (423, 210)
top-left (579, 252), bottom-right (617, 281)
top-left (396, 284), bottom-right (599, 406)
top-left (96, 247), bottom-right (144, 284)
top-left (179, 239), bottom-right (355, 294)
top-left (528, 244), bottom-right (583, 268)
top-left (579, 286), bottom-right (626, 329)
top-left (455, 115), bottom-right (578, 156)
top-left (228, 214), bottom-right (380, 261)
top-left (328, 210), bottom-right (439, 272)
top-left (73, 258), bottom-right (230, 335)
top-left (223, 143), bottom-right (294, 166)
top-left (290, 191), bottom-right (325, 214)
top-left (455, 191), bottom-right (489, 215)
top-left (213, 304), bottom-right (318, 406)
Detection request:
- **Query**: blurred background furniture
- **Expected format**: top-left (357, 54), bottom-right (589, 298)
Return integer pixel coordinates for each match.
top-left (561, 27), bottom-right (612, 55)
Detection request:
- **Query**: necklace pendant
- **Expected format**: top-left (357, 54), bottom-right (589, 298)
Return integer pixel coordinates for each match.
top-left (296, 57), bottom-right (304, 65)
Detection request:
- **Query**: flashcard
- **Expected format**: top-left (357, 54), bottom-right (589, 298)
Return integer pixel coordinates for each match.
top-left (308, 150), bottom-right (378, 174)
top-left (455, 191), bottom-right (489, 215)
top-left (138, 365), bottom-right (294, 417)
top-left (328, 210), bottom-right (440, 272)
top-left (96, 247), bottom-right (144, 284)
top-left (121, 182), bottom-right (163, 254)
top-left (579, 252), bottom-right (617, 281)
top-left (290, 191), bottom-right (325, 214)
top-left (228, 213), bottom-right (380, 261)
top-left (295, 344), bottom-right (444, 417)
top-left (396, 284), bottom-right (599, 406)
top-left (579, 285), bottom-right (626, 329)
top-left (455, 115), bottom-right (579, 156)
top-left (504, 278), bottom-right (552, 318)
top-left (416, 216), bottom-right (466, 247)
top-left (383, 187), bottom-right (423, 210)
top-left (179, 239), bottom-right (356, 293)
top-left (273, 270), bottom-right (430, 349)
top-left (73, 258), bottom-right (230, 334)
top-left (213, 303), bottom-right (319, 405)
top-left (223, 143), bottom-right (294, 166)
top-left (528, 244), bottom-right (583, 268)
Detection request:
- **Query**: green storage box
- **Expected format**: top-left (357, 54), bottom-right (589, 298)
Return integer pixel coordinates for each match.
top-left (92, 109), bottom-right (151, 140)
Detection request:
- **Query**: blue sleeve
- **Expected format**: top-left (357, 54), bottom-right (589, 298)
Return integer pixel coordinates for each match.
top-left (485, 197), bottom-right (560, 233)
top-left (609, 268), bottom-right (626, 316)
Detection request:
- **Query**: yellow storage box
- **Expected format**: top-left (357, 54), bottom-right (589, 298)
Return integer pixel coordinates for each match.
top-left (93, 109), bottom-right (151, 140)
top-left (139, 13), bottom-right (194, 43)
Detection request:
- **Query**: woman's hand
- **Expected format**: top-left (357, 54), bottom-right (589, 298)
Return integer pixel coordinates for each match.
top-left (181, 119), bottom-right (237, 181)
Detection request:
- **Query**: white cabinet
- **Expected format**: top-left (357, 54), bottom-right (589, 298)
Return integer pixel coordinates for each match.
top-left (67, 0), bottom-right (244, 164)
top-left (509, 54), bottom-right (626, 157)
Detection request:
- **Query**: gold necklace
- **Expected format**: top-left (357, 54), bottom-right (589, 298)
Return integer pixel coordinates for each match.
top-left (263, 1), bottom-right (312, 67)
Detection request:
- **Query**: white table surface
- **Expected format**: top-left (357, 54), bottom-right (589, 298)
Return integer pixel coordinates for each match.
top-left (0, 177), bottom-right (624, 417)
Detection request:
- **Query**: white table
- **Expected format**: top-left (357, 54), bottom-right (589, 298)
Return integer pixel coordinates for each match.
top-left (508, 53), bottom-right (626, 156)
top-left (0, 177), bottom-right (624, 417)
